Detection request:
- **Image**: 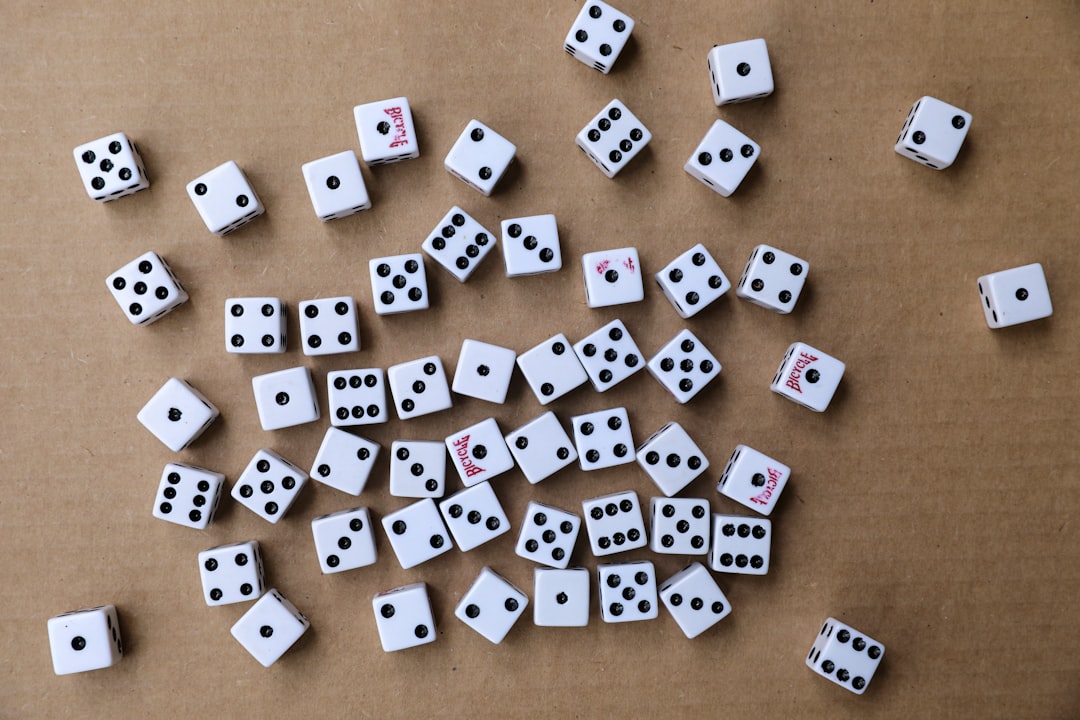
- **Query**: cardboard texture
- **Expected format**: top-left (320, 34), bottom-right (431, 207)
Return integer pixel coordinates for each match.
top-left (1, 1), bottom-right (1077, 717)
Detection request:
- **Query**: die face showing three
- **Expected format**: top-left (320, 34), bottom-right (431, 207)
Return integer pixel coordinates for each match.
top-left (381, 498), bottom-right (454, 569)
top-left (685, 120), bottom-right (760, 197)
top-left (598, 561), bottom-right (658, 623)
top-left (198, 540), bottom-right (264, 606)
top-left (717, 444), bottom-right (790, 516)
top-left (894, 95), bottom-right (971, 170)
top-left (806, 617), bottom-right (885, 694)
top-left (655, 244), bottom-right (731, 318)
top-left (107, 251), bottom-right (188, 326)
top-left (231, 449), bottom-right (309, 524)
top-left (709, 514), bottom-right (772, 575)
top-left (501, 215), bottom-right (562, 276)
top-left (659, 562), bottom-right (732, 638)
top-left (444, 120), bottom-right (516, 196)
top-left (735, 244), bottom-right (809, 314)
top-left (387, 356), bottom-right (453, 420)
top-left (573, 319), bottom-right (645, 392)
top-left (310, 427), bottom-right (380, 496)
top-left (582, 490), bottom-right (647, 556)
top-left (515, 501), bottom-right (581, 569)
top-left (251, 366), bottom-right (320, 430)
top-left (327, 368), bottom-right (388, 426)
top-left (369, 254), bottom-right (430, 315)
top-left (649, 497), bottom-right (710, 555)
top-left (445, 417), bottom-right (515, 487)
top-left (770, 341), bottom-right (845, 412)
top-left (301, 150), bottom-right (370, 220)
top-left (563, 0), bottom-right (635, 74)
top-left (389, 441), bottom-right (446, 498)
top-left (533, 567), bottom-right (590, 626)
top-left (230, 589), bottom-right (309, 667)
top-left (707, 38), bottom-right (774, 105)
top-left (298, 297), bottom-right (360, 356)
top-left (452, 339), bottom-right (517, 404)
top-left (455, 567), bottom-right (528, 644)
top-left (575, 99), bottom-right (652, 178)
top-left (354, 97), bottom-right (420, 165)
top-left (647, 329), bottom-right (722, 404)
top-left (516, 333), bottom-right (589, 404)
top-left (373, 582), bottom-right (436, 652)
top-left (73, 132), bottom-right (149, 202)
top-left (152, 463), bottom-right (225, 530)
top-left (977, 263), bottom-right (1052, 328)
top-left (186, 160), bottom-right (264, 235)
top-left (224, 298), bottom-right (286, 353)
top-left (636, 422), bottom-right (710, 497)
top-left (311, 506), bottom-right (378, 574)
top-left (47, 605), bottom-right (123, 675)
top-left (572, 407), bottom-right (636, 471)
top-left (422, 207), bottom-right (496, 282)
top-left (438, 481), bottom-right (511, 552)
top-left (137, 377), bottom-right (219, 452)
top-left (582, 247), bottom-right (644, 308)
top-left (505, 411), bottom-right (578, 484)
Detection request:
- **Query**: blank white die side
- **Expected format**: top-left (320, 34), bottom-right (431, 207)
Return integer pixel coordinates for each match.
top-left (573, 318), bottom-right (645, 392)
top-left (389, 440), bottom-right (446, 498)
top-left (636, 422), bottom-right (709, 497)
top-left (444, 120), bottom-right (516, 196)
top-left (707, 38), bottom-right (774, 105)
top-left (533, 568), bottom-right (590, 626)
top-left (709, 514), bottom-right (771, 575)
top-left (597, 561), bottom-right (658, 623)
top-left (505, 411), bottom-right (578, 484)
top-left (649, 497), bottom-right (710, 555)
top-left (381, 498), bottom-right (453, 569)
top-left (655, 243), bottom-right (731, 318)
top-left (501, 215), bottom-right (562, 276)
top-left (186, 160), bottom-right (264, 235)
top-left (684, 120), bottom-right (760, 197)
top-left (106, 251), bottom-right (188, 326)
top-left (575, 99), bottom-right (651, 178)
top-left (198, 540), bottom-right (264, 606)
top-left (563, 0), bottom-right (634, 74)
top-left (659, 563), bottom-right (732, 639)
top-left (310, 427), bottom-right (380, 496)
top-left (735, 244), bottom-right (809, 314)
top-left (515, 501), bottom-right (581, 569)
top-left (452, 339), bottom-right (516, 404)
top-left (73, 132), bottom-right (148, 201)
top-left (582, 490), bottom-right (647, 556)
top-left (572, 407), bottom-right (636, 471)
top-left (445, 417), bottom-right (515, 487)
top-left (455, 567), bottom-right (528, 644)
top-left (230, 589), bottom-right (309, 667)
top-left (807, 617), bottom-right (885, 694)
top-left (517, 333), bottom-right (589, 404)
top-left (977, 263), bottom-right (1052, 328)
top-left (298, 296), bottom-right (359, 356)
top-left (231, 449), bottom-right (309, 524)
top-left (354, 97), bottom-right (419, 165)
top-left (373, 583), bottom-right (436, 652)
top-left (47, 605), bottom-right (123, 675)
top-left (387, 356), bottom-right (452, 420)
top-left (251, 366), bottom-right (320, 430)
top-left (311, 506), bottom-right (377, 574)
top-left (137, 377), bottom-right (219, 452)
top-left (301, 150), bottom-right (370, 220)
top-left (582, 247), bottom-right (644, 308)
top-left (369, 254), bottom-right (430, 315)
top-left (327, 368), bottom-right (389, 426)
top-left (439, 481), bottom-right (511, 552)
top-left (770, 342), bottom-right (845, 412)
top-left (647, 329), bottom-right (722, 404)
top-left (152, 463), bottom-right (225, 530)
top-left (894, 95), bottom-right (971, 170)
top-left (224, 297), bottom-right (286, 353)
top-left (422, 206), bottom-right (497, 282)
top-left (717, 444), bottom-right (790, 516)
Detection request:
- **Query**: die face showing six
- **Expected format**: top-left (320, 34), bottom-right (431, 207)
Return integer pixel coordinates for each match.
top-left (572, 407), bottom-right (636, 471)
top-left (655, 244), bottom-right (731, 318)
top-left (659, 562), bottom-right (732, 639)
top-left (224, 298), bottom-right (286, 354)
top-left (73, 132), bottom-right (149, 202)
top-left (152, 463), bottom-right (225, 530)
top-left (373, 582), bottom-right (436, 652)
top-left (186, 160), bottom-right (265, 235)
top-left (582, 247), bottom-right (644, 308)
top-left (301, 150), bottom-right (371, 220)
top-left (649, 497), bottom-right (710, 555)
top-left (438, 481), bottom-right (511, 552)
top-left (106, 251), bottom-right (188, 326)
top-left (354, 97), bottom-right (419, 165)
top-left (707, 38), bottom-right (775, 105)
top-left (709, 514), bottom-right (771, 575)
top-left (516, 333), bottom-right (589, 404)
top-left (573, 319), bottom-right (645, 392)
top-left (515, 501), bottom-right (581, 569)
top-left (455, 567), bottom-right (528, 644)
top-left (685, 120), bottom-right (761, 197)
top-left (251, 366), bottom-right (320, 431)
top-left (505, 411), bottom-right (578, 484)
top-left (647, 329), bottom-right (722, 404)
top-left (806, 617), bottom-right (885, 695)
top-left (769, 342), bottom-right (845, 412)
top-left (137, 377), bottom-right (219, 452)
top-left (422, 207), bottom-right (497, 282)
top-left (231, 449), bottom-right (309, 524)
top-left (636, 422), bottom-right (710, 497)
top-left (389, 441), bottom-right (447, 498)
top-left (444, 120), bottom-right (516, 196)
top-left (298, 297), bottom-right (360, 356)
top-left (977, 263), bottom-right (1052, 328)
top-left (47, 605), bottom-right (123, 675)
top-left (230, 589), bottom-right (310, 667)
top-left (445, 418), bottom-right (515, 487)
top-left (310, 427), bottom-right (380, 496)
top-left (369, 254), bottom-right (430, 315)
top-left (501, 215), bottom-right (562, 276)
top-left (735, 244), bottom-right (809, 314)
top-left (452, 339), bottom-right (517, 404)
top-left (533, 567), bottom-right (590, 626)
top-left (563, 0), bottom-right (635, 74)
top-left (894, 95), bottom-right (971, 170)
top-left (575, 99), bottom-right (652, 178)
top-left (598, 561), bottom-right (658, 623)
top-left (381, 498), bottom-right (454, 569)
top-left (582, 490), bottom-right (647, 556)
top-left (328, 368), bottom-right (389, 426)
top-left (198, 541), bottom-right (265, 606)
top-left (311, 506), bottom-right (378, 574)
top-left (717, 444), bottom-right (790, 516)
top-left (387, 355), bottom-right (453, 420)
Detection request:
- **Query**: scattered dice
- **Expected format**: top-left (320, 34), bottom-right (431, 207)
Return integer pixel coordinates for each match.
top-left (445, 417), bottom-right (515, 487)
top-left (516, 333), bottom-right (589, 404)
top-left (224, 297), bottom-right (286, 354)
top-left (309, 427), bottom-right (380, 496)
top-left (106, 250), bottom-right (188, 326)
top-left (301, 150), bottom-right (371, 220)
top-left (684, 120), bottom-right (760, 197)
top-left (230, 589), bottom-right (309, 667)
top-left (894, 95), bottom-right (971, 170)
top-left (327, 368), bottom-right (389, 426)
top-left (649, 497), bottom-right (710, 555)
top-left (976, 262), bottom-right (1053, 328)
top-left (186, 160), bottom-right (264, 235)
top-left (231, 449), bottom-right (309, 524)
top-left (452, 339), bottom-right (517, 404)
top-left (597, 561), bottom-right (658, 623)
top-left (422, 206), bottom-right (496, 282)
top-left (354, 97), bottom-right (419, 165)
top-left (455, 567), bottom-right (528, 644)
top-left (533, 567), bottom-right (590, 627)
top-left (582, 490), bottom-right (647, 556)
top-left (311, 506), bottom-right (378, 574)
top-left (505, 411), bottom-right (578, 484)
top-left (717, 444), bottom-right (790, 515)
top-left (573, 318), bottom-right (645, 392)
top-left (806, 617), bottom-right (885, 694)
top-left (500, 214), bottom-right (562, 276)
top-left (636, 422), bottom-right (709, 497)
top-left (198, 540), bottom-right (264, 606)
top-left (389, 440), bottom-right (446, 498)
top-left (563, 0), bottom-right (635, 74)
top-left (571, 406), bottom-right (636, 471)
top-left (654, 244), bottom-right (730, 318)
top-left (47, 605), bottom-right (123, 675)
top-left (659, 562), bottom-right (732, 639)
top-left (387, 355), bottom-right (452, 420)
top-left (770, 341), bottom-right (845, 412)
top-left (369, 253), bottom-right (430, 315)
top-left (73, 132), bottom-right (149, 202)
top-left (151, 463), bottom-right (225, 530)
top-left (137, 377), bottom-right (219, 452)
top-left (439, 481), bottom-right (510, 552)
top-left (709, 514), bottom-right (771, 575)
top-left (298, 296), bottom-right (360, 356)
top-left (381, 498), bottom-right (454, 569)
top-left (251, 366), bottom-right (320, 431)
top-left (735, 244), bottom-right (809, 314)
top-left (515, 501), bottom-right (581, 569)
top-left (372, 582), bottom-right (436, 652)
top-left (707, 38), bottom-right (775, 105)
top-left (581, 247), bottom-right (644, 308)
top-left (647, 329), bottom-right (722, 404)
top-left (444, 119), bottom-right (516, 196)
top-left (575, 99), bottom-right (652, 178)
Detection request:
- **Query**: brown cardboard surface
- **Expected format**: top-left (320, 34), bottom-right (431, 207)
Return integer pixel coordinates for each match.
top-left (1, 1), bottom-right (1078, 717)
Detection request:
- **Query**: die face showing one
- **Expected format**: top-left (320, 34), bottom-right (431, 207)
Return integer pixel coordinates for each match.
top-left (137, 378), bottom-right (219, 452)
top-left (224, 298), bottom-right (286, 354)
top-left (647, 329), bottom-right (722, 404)
top-left (563, 0), bottom-right (635, 74)
top-left (152, 463), bottom-right (225, 530)
top-left (301, 150), bottom-right (370, 221)
top-left (649, 497), bottom-right (710, 555)
top-left (369, 254), bottom-right (430, 315)
top-left (198, 541), bottom-right (264, 606)
top-left (455, 567), bottom-right (528, 644)
top-left (445, 418), bottom-right (515, 487)
top-left (311, 506), bottom-right (377, 574)
top-left (709, 514), bottom-right (771, 575)
top-left (770, 342), bottom-right (845, 412)
top-left (298, 297), bottom-right (360, 356)
top-left (373, 583), bottom-right (436, 652)
top-left (894, 95), bottom-right (971, 170)
top-left (575, 99), bottom-right (652, 178)
top-left (573, 319), bottom-right (645, 392)
top-left (684, 120), bottom-right (760, 197)
top-left (515, 501), bottom-right (581, 569)
top-left (655, 244), bottom-right (731, 318)
top-left (977, 263), bottom-right (1052, 329)
top-left (354, 97), bottom-right (419, 165)
top-left (707, 38), bottom-right (774, 105)
top-left (47, 605), bottom-right (122, 675)
top-left (636, 422), bottom-right (710, 497)
top-left (533, 568), bottom-right (590, 626)
top-left (806, 617), bottom-right (885, 695)
top-left (310, 427), bottom-right (380, 496)
top-left (516, 333), bottom-right (589, 405)
top-left (106, 251), bottom-right (188, 326)
top-left (582, 490), bottom-right (647, 556)
top-left (735, 244), bottom-right (809, 314)
top-left (73, 132), bottom-right (149, 202)
top-left (659, 563), bottom-right (732, 638)
top-left (582, 247), bottom-right (644, 308)
top-left (387, 356), bottom-right (453, 420)
top-left (444, 120), bottom-right (516, 196)
top-left (717, 444), bottom-right (790, 516)
top-left (452, 339), bottom-right (517, 404)
top-left (505, 411), bottom-right (578, 484)
top-left (381, 498), bottom-right (454, 569)
top-left (501, 215), bottom-right (562, 276)
top-left (328, 368), bottom-right (389, 427)
top-left (231, 449), bottom-right (309, 524)
top-left (572, 407), bottom-right (635, 471)
top-left (251, 366), bottom-right (320, 431)
top-left (389, 441), bottom-right (446, 498)
top-left (186, 160), bottom-right (264, 235)
top-left (438, 481), bottom-right (510, 552)
top-left (598, 561), bottom-right (658, 623)
top-left (422, 207), bottom-right (497, 282)
top-left (230, 589), bottom-right (310, 667)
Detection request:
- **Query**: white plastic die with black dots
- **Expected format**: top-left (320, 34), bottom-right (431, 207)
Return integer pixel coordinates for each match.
top-left (373, 582), bottom-right (436, 652)
top-left (452, 339), bottom-right (516, 404)
top-left (106, 251), bottom-right (188, 326)
top-left (137, 377), bottom-right (219, 452)
top-left (575, 99), bottom-right (651, 178)
top-left (224, 297), bottom-right (286, 353)
top-left (563, 0), bottom-right (635, 74)
top-left (298, 296), bottom-right (360, 356)
top-left (977, 263), bottom-right (1053, 329)
top-left (636, 422), bottom-right (710, 497)
top-left (446, 417), bottom-right (515, 487)
top-left (301, 150), bottom-right (371, 220)
top-left (516, 333), bottom-right (589, 405)
top-left (186, 160), bottom-right (264, 235)
top-left (501, 214), bottom-right (562, 276)
top-left (573, 318), bottom-right (645, 392)
top-left (582, 490), bottom-right (647, 556)
top-left (684, 120), bottom-right (760, 197)
top-left (152, 463), bottom-right (225, 530)
top-left (389, 440), bottom-right (446, 498)
top-left (455, 567), bottom-right (529, 644)
top-left (197, 540), bottom-right (264, 606)
top-left (709, 514), bottom-right (771, 576)
top-left (444, 120), bottom-right (516, 196)
top-left (894, 95), bottom-right (971, 170)
top-left (735, 244), bottom-right (809, 314)
top-left (231, 449), bottom-right (309, 524)
top-left (717, 445), bottom-right (790, 516)
top-left (655, 244), bottom-right (731, 318)
top-left (807, 617), bottom-right (885, 695)
top-left (309, 427), bottom-right (380, 496)
top-left (505, 411), bottom-right (578, 485)
top-left (311, 506), bottom-right (377, 574)
top-left (439, 481), bottom-right (510, 552)
top-left (598, 561), bottom-right (658, 623)
top-left (572, 407), bottom-right (635, 471)
top-left (659, 562), bottom-right (732, 639)
top-left (73, 132), bottom-right (148, 202)
top-left (354, 97), bottom-right (420, 165)
top-left (647, 329), bottom-right (722, 404)
top-left (582, 247), bottom-right (644, 308)
top-left (387, 355), bottom-right (452, 420)
top-left (47, 605), bottom-right (123, 675)
top-left (516, 501), bottom-right (581, 569)
top-left (369, 254), bottom-right (430, 315)
top-left (230, 589), bottom-right (309, 667)
top-left (422, 206), bottom-right (496, 282)
top-left (251, 366), bottom-right (320, 431)
top-left (381, 498), bottom-right (454, 569)
top-left (770, 341), bottom-right (845, 412)
top-left (649, 497), bottom-right (710, 555)
top-left (533, 567), bottom-right (590, 627)
top-left (707, 38), bottom-right (774, 105)
top-left (327, 368), bottom-right (388, 427)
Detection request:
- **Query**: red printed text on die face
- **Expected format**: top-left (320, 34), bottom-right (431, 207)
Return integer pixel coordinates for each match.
top-left (593, 256), bottom-right (637, 275)
top-left (750, 466), bottom-right (784, 507)
top-left (452, 435), bottom-right (485, 478)
top-left (384, 106), bottom-right (411, 148)
top-left (784, 352), bottom-right (819, 394)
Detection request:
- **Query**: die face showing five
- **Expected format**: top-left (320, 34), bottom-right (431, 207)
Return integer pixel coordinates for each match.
top-left (298, 296), bottom-right (360, 356)
top-left (354, 97), bottom-right (419, 165)
top-left (389, 441), bottom-right (447, 498)
top-left (709, 514), bottom-right (771, 575)
top-left (369, 254), bottom-right (430, 315)
top-left (505, 411), bottom-right (578, 484)
top-left (47, 605), bottom-right (123, 675)
top-left (224, 298), bottom-right (286, 354)
top-left (707, 39), bottom-right (774, 105)
top-left (735, 244), bottom-right (809, 314)
top-left (73, 132), bottom-right (149, 202)
top-left (770, 342), bottom-right (845, 412)
top-left (655, 244), bottom-right (731, 318)
top-left (515, 501), bottom-right (581, 569)
top-left (387, 355), bottom-right (453, 420)
top-left (444, 120), bottom-right (516, 196)
top-left (327, 368), bottom-right (389, 427)
top-left (422, 207), bottom-right (497, 282)
top-left (636, 422), bottom-right (710, 497)
top-left (582, 247), bottom-right (644, 308)
top-left (231, 449), bottom-right (309, 524)
top-left (373, 582), bottom-right (436, 652)
top-left (107, 251), bottom-right (189, 326)
top-left (575, 99), bottom-right (652, 178)
top-left (516, 333), bottom-right (589, 404)
top-left (717, 444), bottom-right (790, 516)
top-left (533, 567), bottom-right (590, 626)
top-left (564, 0), bottom-right (635, 74)
top-left (977, 263), bottom-right (1052, 328)
top-left (301, 150), bottom-right (370, 221)
top-left (381, 498), bottom-right (454, 569)
top-left (230, 589), bottom-right (310, 667)
top-left (598, 561), bottom-right (658, 623)
top-left (452, 339), bottom-right (517, 404)
top-left (572, 407), bottom-right (636, 471)
top-left (573, 319), bottom-right (645, 392)
top-left (455, 567), bottom-right (528, 644)
top-left (501, 215), bottom-right (562, 276)
top-left (137, 377), bottom-right (219, 452)
top-left (806, 617), bottom-right (885, 695)
top-left (582, 490), bottom-right (647, 556)
top-left (251, 366), bottom-right (320, 431)
top-left (647, 329), bottom-right (722, 404)
top-left (310, 427), bottom-right (380, 496)
top-left (152, 463), bottom-right (225, 530)
top-left (649, 497), bottom-right (710, 555)
top-left (684, 120), bottom-right (760, 197)
top-left (659, 562), bottom-right (732, 638)
top-left (438, 481), bottom-right (511, 552)
top-left (894, 95), bottom-right (971, 170)
top-left (198, 540), bottom-right (265, 606)
top-left (186, 160), bottom-right (265, 235)
top-left (445, 417), bottom-right (515, 487)
top-left (311, 506), bottom-right (378, 574)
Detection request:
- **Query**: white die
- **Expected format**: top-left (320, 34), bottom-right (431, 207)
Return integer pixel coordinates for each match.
top-left (455, 567), bottom-right (528, 644)
top-left (47, 605), bottom-right (123, 675)
top-left (422, 206), bottom-right (497, 282)
top-left (807, 617), bottom-right (886, 694)
top-left (311, 506), bottom-right (377, 574)
top-left (444, 119), bottom-right (516, 196)
top-left (655, 244), bottom-right (731, 318)
top-left (224, 297), bottom-right (286, 354)
top-left (186, 160), bottom-right (264, 235)
top-left (381, 498), bottom-right (453, 569)
top-left (572, 407), bottom-right (635, 471)
top-left (452, 339), bottom-right (516, 404)
top-left (251, 366), bottom-right (320, 431)
top-left (505, 411), bottom-right (578, 484)
top-left (389, 440), bottom-right (447, 498)
top-left (230, 589), bottom-right (309, 667)
top-left (198, 540), bottom-right (264, 606)
top-left (445, 417), bottom-right (515, 487)
top-left (373, 583), bottom-right (436, 652)
top-left (659, 563), bottom-right (732, 638)
top-left (515, 501), bottom-right (581, 569)
top-left (327, 368), bottom-right (389, 426)
top-left (369, 253), bottom-right (430, 315)
top-left (516, 333), bottom-right (589, 404)
top-left (685, 120), bottom-right (760, 197)
top-left (152, 463), bottom-right (225, 530)
top-left (977, 262), bottom-right (1053, 328)
top-left (598, 561), bottom-right (658, 623)
top-left (439, 481), bottom-right (511, 551)
top-left (137, 377), bottom-right (219, 452)
top-left (649, 497), bottom-right (710, 555)
top-left (582, 490), bottom-right (647, 556)
top-left (310, 427), bottom-right (380, 496)
top-left (106, 251), bottom-right (188, 326)
top-left (563, 0), bottom-right (634, 74)
top-left (707, 38), bottom-right (774, 105)
top-left (354, 97), bottom-right (419, 165)
top-left (582, 247), bottom-right (644, 308)
top-left (636, 422), bottom-right (710, 497)
top-left (709, 514), bottom-right (771, 575)
top-left (301, 150), bottom-right (371, 220)
top-left (501, 214), bottom-right (562, 276)
top-left (573, 318), bottom-right (645, 392)
top-left (533, 568), bottom-right (590, 627)
top-left (387, 355), bottom-right (452, 420)
top-left (894, 95), bottom-right (971, 170)
top-left (735, 244), bottom-right (809, 313)
top-left (73, 132), bottom-right (149, 202)
top-left (575, 99), bottom-right (652, 178)
top-left (298, 296), bottom-right (359, 356)
top-left (647, 329), bottom-right (722, 404)
top-left (717, 444), bottom-right (790, 516)
top-left (231, 449), bottom-right (309, 524)
top-left (770, 341), bottom-right (845, 412)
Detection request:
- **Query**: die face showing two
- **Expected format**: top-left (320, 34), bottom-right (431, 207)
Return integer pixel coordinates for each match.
top-left (373, 582), bottom-right (436, 652)
top-left (354, 97), bottom-right (419, 165)
top-left (515, 501), bottom-right (581, 569)
top-left (575, 99), bottom-right (652, 178)
top-left (422, 207), bottom-right (496, 282)
top-left (598, 561), bottom-right (658, 623)
top-left (894, 95), bottom-right (971, 170)
top-left (516, 333), bottom-right (589, 404)
top-left (717, 444), bottom-right (790, 516)
top-left (655, 244), bottom-right (731, 318)
top-left (311, 506), bottom-right (377, 574)
top-left (572, 407), bottom-right (636, 471)
top-left (685, 120), bottom-right (760, 197)
top-left (582, 490), bottom-right (647, 556)
top-left (301, 150), bottom-right (371, 220)
top-left (387, 356), bottom-right (453, 420)
top-left (659, 562), bottom-right (732, 639)
top-left (107, 251), bottom-right (188, 326)
top-left (573, 319), bottom-right (645, 392)
top-left (47, 605), bottom-right (122, 675)
top-left (369, 254), bottom-right (430, 315)
top-left (709, 514), bottom-right (771, 575)
top-left (452, 339), bottom-right (517, 404)
top-left (327, 368), bottom-right (388, 426)
top-left (501, 215), bottom-right (562, 276)
top-left (225, 298), bottom-right (286, 353)
top-left (533, 567), bottom-right (590, 626)
top-left (230, 589), bottom-right (309, 667)
top-left (381, 498), bottom-right (454, 569)
top-left (251, 366), bottom-right (320, 431)
top-left (735, 244), bottom-right (809, 314)
top-left (582, 247), bottom-right (644, 308)
top-left (137, 378), bottom-right (219, 452)
top-left (152, 463), bottom-right (225, 530)
top-left (707, 39), bottom-right (774, 105)
top-left (445, 417), bottom-right (515, 487)
top-left (770, 342), bottom-right (845, 412)
top-left (231, 449), bottom-right (309, 524)
top-left (439, 481), bottom-right (510, 552)
top-left (298, 297), bottom-right (360, 356)
top-left (389, 441), bottom-right (446, 498)
top-left (444, 120), bottom-right (516, 196)
top-left (310, 427), bottom-right (380, 496)
top-left (186, 160), bottom-right (264, 235)
top-left (505, 411), bottom-right (578, 485)
top-left (198, 540), bottom-right (264, 606)
top-left (647, 329), bottom-right (722, 404)
top-left (649, 497), bottom-right (710, 555)
top-left (564, 0), bottom-right (635, 74)
top-left (636, 422), bottom-right (710, 497)
top-left (977, 263), bottom-right (1052, 328)
top-left (73, 132), bottom-right (149, 202)
top-left (455, 567), bottom-right (528, 644)
top-left (806, 617), bottom-right (885, 694)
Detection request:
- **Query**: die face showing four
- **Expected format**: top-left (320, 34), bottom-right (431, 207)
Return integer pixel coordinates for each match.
top-left (389, 441), bottom-right (447, 498)
top-left (224, 298), bottom-right (286, 354)
top-left (186, 160), bottom-right (264, 235)
top-left (735, 244), bottom-right (809, 314)
top-left (977, 263), bottom-right (1052, 328)
top-left (573, 319), bottom-right (645, 392)
top-left (575, 99), bottom-right (652, 178)
top-left (515, 501), bottom-right (581, 569)
top-left (572, 407), bottom-right (636, 471)
top-left (598, 561), bottom-right (658, 623)
top-left (230, 589), bottom-right (310, 667)
top-left (709, 514), bottom-right (772, 575)
top-left (311, 506), bottom-right (378, 574)
top-left (659, 562), bottom-right (732, 639)
top-left (684, 120), bottom-right (760, 197)
top-left (582, 247), bottom-right (644, 308)
top-left (516, 333), bottom-right (589, 404)
top-left (505, 411), bottom-right (578, 484)
top-left (327, 368), bottom-right (389, 426)
top-left (47, 605), bottom-right (123, 675)
top-left (310, 427), bottom-right (380, 496)
top-left (373, 582), bottom-right (436, 652)
top-left (444, 120), bottom-right (516, 196)
top-left (636, 422), bottom-right (710, 497)
top-left (152, 463), bottom-right (225, 530)
top-left (387, 355), bottom-right (453, 420)
top-left (649, 497), bottom-right (710, 555)
top-left (452, 339), bottom-right (517, 404)
top-left (647, 329), bottom-right (722, 404)
top-left (707, 39), bottom-right (774, 105)
top-left (582, 490), bottom-right (647, 556)
top-left (354, 97), bottom-right (419, 165)
top-left (381, 498), bottom-right (454, 569)
top-left (298, 296), bottom-right (360, 356)
top-left (251, 366), bottom-right (320, 431)
top-left (655, 244), bottom-right (731, 318)
top-left (533, 567), bottom-right (590, 626)
top-left (106, 251), bottom-right (189, 326)
top-left (564, 0), bottom-right (635, 74)
top-left (894, 95), bottom-right (971, 170)
top-left (422, 207), bottom-right (497, 282)
top-left (301, 150), bottom-right (371, 220)
top-left (501, 215), bottom-right (562, 276)
top-left (73, 132), bottom-right (149, 202)
top-left (438, 481), bottom-right (511, 552)
top-left (717, 444), bottom-right (790, 516)
top-left (445, 417), bottom-right (515, 487)
top-left (770, 342), bottom-right (845, 412)
top-left (455, 567), bottom-right (528, 644)
top-left (231, 449), bottom-right (309, 524)
top-left (806, 617), bottom-right (885, 695)
top-left (198, 541), bottom-right (265, 606)
top-left (369, 254), bottom-right (430, 315)
top-left (137, 377), bottom-right (219, 452)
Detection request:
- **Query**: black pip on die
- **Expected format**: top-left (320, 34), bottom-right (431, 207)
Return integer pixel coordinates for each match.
top-left (73, 132), bottom-right (149, 202)
top-left (770, 341), bottom-right (845, 412)
top-left (575, 99), bottom-right (652, 178)
top-left (106, 251), bottom-right (188, 326)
